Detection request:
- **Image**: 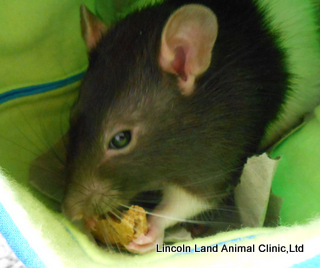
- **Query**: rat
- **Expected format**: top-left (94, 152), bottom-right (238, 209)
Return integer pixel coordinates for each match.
top-left (61, 0), bottom-right (289, 254)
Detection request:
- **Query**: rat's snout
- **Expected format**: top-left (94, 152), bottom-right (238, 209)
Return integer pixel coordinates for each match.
top-left (62, 178), bottom-right (120, 223)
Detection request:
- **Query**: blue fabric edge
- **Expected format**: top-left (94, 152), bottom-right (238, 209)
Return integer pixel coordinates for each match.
top-left (0, 72), bottom-right (85, 267)
top-left (0, 202), bottom-right (46, 268)
top-left (291, 254), bottom-right (320, 268)
top-left (0, 72), bottom-right (85, 105)
top-left (2, 196), bottom-right (319, 267)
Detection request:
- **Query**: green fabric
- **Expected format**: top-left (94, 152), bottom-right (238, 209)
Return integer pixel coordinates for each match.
top-left (95, 0), bottom-right (164, 24)
top-left (256, 0), bottom-right (320, 146)
top-left (271, 105), bottom-right (320, 225)
top-left (0, 0), bottom-right (94, 193)
top-left (0, 0), bottom-right (319, 267)
top-left (1, 169), bottom-right (320, 267)
top-left (0, 0), bottom-right (96, 92)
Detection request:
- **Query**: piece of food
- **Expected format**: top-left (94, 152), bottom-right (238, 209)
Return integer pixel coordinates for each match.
top-left (91, 205), bottom-right (148, 247)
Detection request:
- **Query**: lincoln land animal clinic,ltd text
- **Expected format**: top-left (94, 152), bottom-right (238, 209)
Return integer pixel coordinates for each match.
top-left (156, 243), bottom-right (304, 254)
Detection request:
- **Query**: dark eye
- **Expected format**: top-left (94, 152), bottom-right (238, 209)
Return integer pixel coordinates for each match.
top-left (109, 131), bottom-right (131, 149)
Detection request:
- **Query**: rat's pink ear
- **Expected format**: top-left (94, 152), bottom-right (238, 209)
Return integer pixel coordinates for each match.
top-left (80, 4), bottom-right (108, 51)
top-left (159, 4), bottom-right (218, 96)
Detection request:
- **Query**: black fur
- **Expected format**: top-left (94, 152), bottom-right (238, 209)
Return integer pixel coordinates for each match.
top-left (65, 0), bottom-right (289, 235)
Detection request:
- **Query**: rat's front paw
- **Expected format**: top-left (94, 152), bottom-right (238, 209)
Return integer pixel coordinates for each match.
top-left (125, 224), bottom-right (164, 254)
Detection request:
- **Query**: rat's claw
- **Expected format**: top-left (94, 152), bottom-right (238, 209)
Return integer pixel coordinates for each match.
top-left (125, 225), bottom-right (164, 254)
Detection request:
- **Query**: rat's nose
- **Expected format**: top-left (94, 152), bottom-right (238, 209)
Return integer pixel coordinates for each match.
top-left (62, 178), bottom-right (119, 222)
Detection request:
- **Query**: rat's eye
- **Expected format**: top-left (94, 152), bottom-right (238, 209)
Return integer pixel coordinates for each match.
top-left (109, 131), bottom-right (131, 149)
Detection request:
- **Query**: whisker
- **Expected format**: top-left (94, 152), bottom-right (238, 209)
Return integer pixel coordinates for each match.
top-left (118, 203), bottom-right (216, 225)
top-left (16, 105), bottom-right (53, 152)
top-left (30, 162), bottom-right (64, 177)
top-left (72, 181), bottom-right (92, 193)
top-left (0, 133), bottom-right (40, 157)
top-left (127, 199), bottom-right (160, 204)
top-left (48, 146), bottom-right (65, 166)
top-left (68, 199), bottom-right (86, 211)
top-left (98, 203), bottom-right (130, 254)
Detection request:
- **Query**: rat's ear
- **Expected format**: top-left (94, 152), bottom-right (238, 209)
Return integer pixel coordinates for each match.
top-left (159, 4), bottom-right (218, 96)
top-left (80, 4), bottom-right (108, 51)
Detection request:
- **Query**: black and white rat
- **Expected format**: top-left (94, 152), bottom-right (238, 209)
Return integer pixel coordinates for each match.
top-left (61, 0), bottom-right (289, 253)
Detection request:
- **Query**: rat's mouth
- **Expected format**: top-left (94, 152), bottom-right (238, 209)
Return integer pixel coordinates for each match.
top-left (84, 190), bottom-right (162, 235)
top-left (76, 190), bottom-right (163, 251)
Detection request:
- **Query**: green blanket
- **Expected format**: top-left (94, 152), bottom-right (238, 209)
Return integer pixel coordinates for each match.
top-left (0, 0), bottom-right (320, 267)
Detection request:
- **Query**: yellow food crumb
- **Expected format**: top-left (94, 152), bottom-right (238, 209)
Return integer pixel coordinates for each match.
top-left (92, 205), bottom-right (148, 247)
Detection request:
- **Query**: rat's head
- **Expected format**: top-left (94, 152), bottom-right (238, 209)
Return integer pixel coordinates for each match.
top-left (62, 4), bottom-right (221, 223)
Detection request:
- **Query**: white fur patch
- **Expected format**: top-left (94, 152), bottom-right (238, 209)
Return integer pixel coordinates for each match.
top-left (150, 184), bottom-right (213, 229)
